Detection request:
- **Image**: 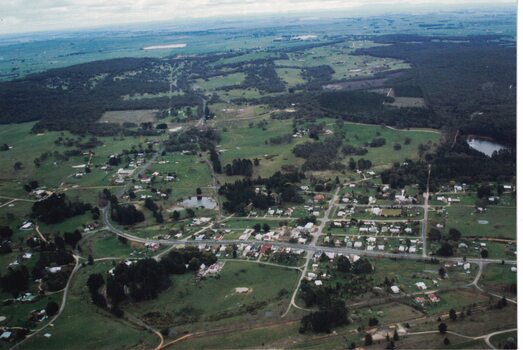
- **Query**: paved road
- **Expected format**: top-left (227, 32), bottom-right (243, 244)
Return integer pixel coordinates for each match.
top-left (101, 207), bottom-right (515, 266)
top-left (421, 164), bottom-right (431, 257)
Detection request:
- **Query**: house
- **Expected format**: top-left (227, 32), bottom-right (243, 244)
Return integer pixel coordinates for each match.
top-left (428, 293), bottom-right (440, 303)
top-left (408, 246), bottom-right (416, 253)
top-left (307, 272), bottom-right (318, 280)
top-left (415, 282), bottom-right (427, 290)
top-left (259, 244), bottom-right (272, 254)
top-left (314, 280), bottom-right (323, 286)
top-left (415, 297), bottom-right (427, 305)
top-left (353, 241), bottom-right (363, 249)
top-left (390, 285), bottom-right (400, 294)
top-left (313, 194), bottom-right (325, 202)
top-left (20, 222), bottom-right (33, 230)
top-left (304, 222), bottom-right (315, 231)
top-left (47, 266), bottom-right (62, 274)
top-left (298, 237), bottom-right (307, 244)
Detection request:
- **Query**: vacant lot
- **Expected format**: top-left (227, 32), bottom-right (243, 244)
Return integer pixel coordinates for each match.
top-left (443, 206), bottom-right (516, 239)
top-left (98, 109), bottom-right (159, 124)
top-left (387, 97), bottom-right (427, 108)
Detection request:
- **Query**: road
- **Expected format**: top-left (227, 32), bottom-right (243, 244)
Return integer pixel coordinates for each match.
top-left (421, 164), bottom-right (431, 257)
top-left (11, 255), bottom-right (81, 350)
top-left (101, 206), bottom-right (515, 266)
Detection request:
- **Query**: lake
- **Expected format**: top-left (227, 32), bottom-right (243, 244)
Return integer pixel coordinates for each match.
top-left (180, 196), bottom-right (217, 209)
top-left (467, 137), bottom-right (507, 157)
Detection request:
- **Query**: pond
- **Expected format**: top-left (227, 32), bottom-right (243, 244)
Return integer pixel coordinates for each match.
top-left (180, 196), bottom-right (217, 209)
top-left (467, 137), bottom-right (507, 157)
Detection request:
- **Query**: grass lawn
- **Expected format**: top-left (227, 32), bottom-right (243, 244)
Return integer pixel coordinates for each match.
top-left (371, 258), bottom-right (474, 294)
top-left (79, 230), bottom-right (145, 259)
top-left (444, 206), bottom-right (516, 239)
top-left (480, 263), bottom-right (517, 290)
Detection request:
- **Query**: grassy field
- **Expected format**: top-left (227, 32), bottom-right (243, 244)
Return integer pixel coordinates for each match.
top-left (371, 258), bottom-right (474, 294)
top-left (443, 206), bottom-right (516, 239)
top-left (126, 260), bottom-right (299, 331)
top-left (194, 72), bottom-right (246, 91)
top-left (339, 122), bottom-right (443, 169)
top-left (0, 122), bottom-right (164, 193)
top-left (150, 152), bottom-right (213, 201)
top-left (274, 41), bottom-right (410, 81)
top-left (216, 118), bottom-right (305, 178)
top-left (276, 68), bottom-right (306, 87)
top-left (480, 263), bottom-right (517, 290)
top-left (98, 110), bottom-right (159, 124)
top-left (79, 230), bottom-right (146, 259)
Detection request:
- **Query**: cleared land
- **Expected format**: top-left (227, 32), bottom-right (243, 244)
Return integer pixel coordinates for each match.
top-left (98, 110), bottom-right (159, 124)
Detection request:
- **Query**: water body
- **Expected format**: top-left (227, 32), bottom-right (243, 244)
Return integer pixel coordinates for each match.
top-left (180, 196), bottom-right (217, 209)
top-left (467, 137), bottom-right (507, 157)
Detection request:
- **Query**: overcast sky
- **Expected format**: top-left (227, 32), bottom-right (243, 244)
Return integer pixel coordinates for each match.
top-left (0, 0), bottom-right (516, 35)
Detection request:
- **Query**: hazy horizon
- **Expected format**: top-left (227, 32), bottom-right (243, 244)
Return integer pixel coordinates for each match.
top-left (0, 0), bottom-right (516, 36)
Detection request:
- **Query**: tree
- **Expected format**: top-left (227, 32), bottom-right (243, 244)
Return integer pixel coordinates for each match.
top-left (13, 161), bottom-right (23, 170)
top-left (438, 266), bottom-right (446, 279)
top-left (443, 337), bottom-right (450, 345)
top-left (449, 308), bottom-right (457, 321)
top-left (0, 226), bottom-right (13, 241)
top-left (262, 223), bottom-right (270, 233)
top-left (364, 334), bottom-right (373, 346)
top-left (393, 330), bottom-right (399, 341)
top-left (448, 228), bottom-right (461, 241)
top-left (429, 228), bottom-right (442, 241)
top-left (172, 210), bottom-right (180, 221)
top-left (336, 255), bottom-right (351, 273)
top-left (253, 223), bottom-right (261, 232)
top-left (88, 254), bottom-right (94, 265)
top-left (437, 242), bottom-right (454, 257)
top-left (480, 249), bottom-right (489, 258)
top-left (438, 322), bottom-right (447, 334)
top-left (1, 266), bottom-right (30, 297)
top-left (186, 208), bottom-right (195, 218)
top-left (368, 317), bottom-right (379, 327)
top-left (188, 257), bottom-right (201, 271)
top-left (196, 187), bottom-right (202, 196)
top-left (45, 301), bottom-right (60, 316)
top-left (87, 273), bottom-right (105, 296)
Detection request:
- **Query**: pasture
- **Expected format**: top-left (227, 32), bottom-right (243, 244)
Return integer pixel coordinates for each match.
top-left (98, 109), bottom-right (159, 124)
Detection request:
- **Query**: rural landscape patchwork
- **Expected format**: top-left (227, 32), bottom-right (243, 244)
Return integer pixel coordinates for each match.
top-left (0, 2), bottom-right (517, 349)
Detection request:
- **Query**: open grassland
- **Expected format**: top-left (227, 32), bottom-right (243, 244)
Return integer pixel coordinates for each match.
top-left (339, 122), bottom-right (443, 169)
top-left (275, 41), bottom-right (410, 80)
top-left (480, 263), bottom-right (516, 291)
top-left (20, 262), bottom-right (157, 350)
top-left (443, 206), bottom-right (516, 239)
top-left (276, 68), bottom-right (306, 87)
top-left (79, 230), bottom-right (145, 259)
top-left (98, 110), bottom-right (159, 124)
top-left (126, 260), bottom-right (299, 330)
top-left (0, 122), bottom-right (163, 192)
top-left (216, 119), bottom-right (305, 178)
top-left (150, 152), bottom-right (213, 201)
top-left (194, 72), bottom-right (246, 91)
